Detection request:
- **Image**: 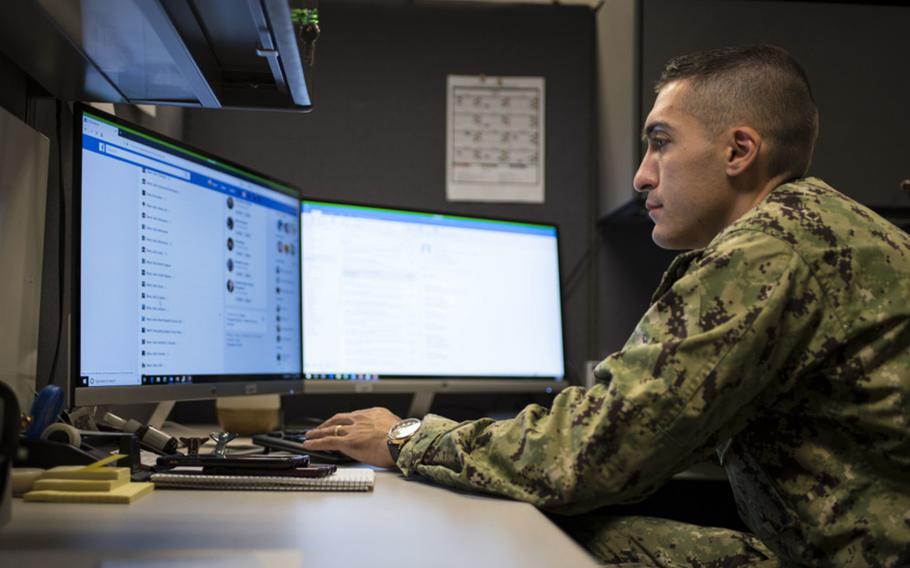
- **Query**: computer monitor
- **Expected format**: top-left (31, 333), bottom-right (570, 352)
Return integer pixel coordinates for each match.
top-left (299, 199), bottom-right (566, 413)
top-left (71, 104), bottom-right (303, 409)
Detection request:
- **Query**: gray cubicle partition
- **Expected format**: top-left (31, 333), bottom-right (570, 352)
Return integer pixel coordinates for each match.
top-left (0, 106), bottom-right (50, 412)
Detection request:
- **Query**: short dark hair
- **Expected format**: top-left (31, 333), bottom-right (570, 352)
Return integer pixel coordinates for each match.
top-left (655, 45), bottom-right (819, 179)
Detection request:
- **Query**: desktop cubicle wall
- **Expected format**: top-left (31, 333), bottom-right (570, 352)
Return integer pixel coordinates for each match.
top-left (0, 106), bottom-right (50, 413)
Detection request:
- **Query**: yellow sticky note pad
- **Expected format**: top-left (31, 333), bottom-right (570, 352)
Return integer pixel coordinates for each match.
top-left (24, 482), bottom-right (154, 504)
top-left (32, 477), bottom-right (128, 492)
top-left (41, 465), bottom-right (130, 483)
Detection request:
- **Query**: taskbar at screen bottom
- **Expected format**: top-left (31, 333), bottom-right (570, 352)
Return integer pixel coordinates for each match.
top-left (303, 373), bottom-right (563, 381)
top-left (73, 375), bottom-right (303, 406)
top-left (141, 373), bottom-right (301, 386)
top-left (79, 373), bottom-right (301, 387)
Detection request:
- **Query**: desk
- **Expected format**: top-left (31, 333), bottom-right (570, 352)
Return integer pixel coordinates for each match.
top-left (0, 469), bottom-right (599, 567)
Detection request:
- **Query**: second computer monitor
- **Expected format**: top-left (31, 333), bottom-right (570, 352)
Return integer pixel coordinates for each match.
top-left (300, 200), bottom-right (565, 389)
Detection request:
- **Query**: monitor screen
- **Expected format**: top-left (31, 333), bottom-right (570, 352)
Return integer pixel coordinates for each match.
top-left (300, 200), bottom-right (565, 383)
top-left (72, 106), bottom-right (302, 406)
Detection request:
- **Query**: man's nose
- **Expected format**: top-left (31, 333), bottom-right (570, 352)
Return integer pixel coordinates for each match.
top-left (633, 153), bottom-right (656, 193)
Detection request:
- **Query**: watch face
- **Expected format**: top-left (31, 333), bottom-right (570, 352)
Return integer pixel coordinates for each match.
top-left (391, 418), bottom-right (421, 440)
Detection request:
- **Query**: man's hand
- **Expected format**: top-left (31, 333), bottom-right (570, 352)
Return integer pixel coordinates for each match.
top-left (303, 407), bottom-right (401, 468)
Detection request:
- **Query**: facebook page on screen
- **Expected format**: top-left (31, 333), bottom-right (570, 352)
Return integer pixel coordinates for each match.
top-left (79, 113), bottom-right (301, 388)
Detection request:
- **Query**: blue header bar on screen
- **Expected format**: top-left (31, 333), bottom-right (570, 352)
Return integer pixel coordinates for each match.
top-left (83, 135), bottom-right (298, 216)
top-left (301, 201), bottom-right (556, 237)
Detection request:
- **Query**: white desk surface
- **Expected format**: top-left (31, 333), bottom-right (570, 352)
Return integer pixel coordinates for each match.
top-left (0, 469), bottom-right (599, 568)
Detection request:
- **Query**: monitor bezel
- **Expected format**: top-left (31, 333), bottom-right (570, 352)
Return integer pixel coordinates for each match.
top-left (298, 196), bottom-right (569, 389)
top-left (70, 102), bottom-right (304, 408)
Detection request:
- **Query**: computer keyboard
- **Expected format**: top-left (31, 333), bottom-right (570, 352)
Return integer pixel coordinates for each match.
top-left (252, 430), bottom-right (355, 464)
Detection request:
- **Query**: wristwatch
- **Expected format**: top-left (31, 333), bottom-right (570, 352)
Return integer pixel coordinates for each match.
top-left (387, 417), bottom-right (422, 463)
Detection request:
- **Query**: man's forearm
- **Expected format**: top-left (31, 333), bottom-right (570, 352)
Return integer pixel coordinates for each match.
top-left (395, 385), bottom-right (699, 514)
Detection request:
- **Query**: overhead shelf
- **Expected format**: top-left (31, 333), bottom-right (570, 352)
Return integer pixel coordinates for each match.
top-left (0, 0), bottom-right (314, 112)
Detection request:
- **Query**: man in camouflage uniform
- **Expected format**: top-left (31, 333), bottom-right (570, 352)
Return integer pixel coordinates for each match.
top-left (305, 46), bottom-right (910, 566)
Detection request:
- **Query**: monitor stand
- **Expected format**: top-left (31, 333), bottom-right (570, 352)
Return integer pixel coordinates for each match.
top-left (147, 401), bottom-right (176, 430)
top-left (407, 392), bottom-right (434, 418)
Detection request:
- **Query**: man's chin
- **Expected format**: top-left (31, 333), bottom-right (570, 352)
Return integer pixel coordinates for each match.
top-left (651, 228), bottom-right (691, 251)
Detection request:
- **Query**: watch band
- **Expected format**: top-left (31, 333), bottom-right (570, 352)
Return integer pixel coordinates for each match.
top-left (387, 438), bottom-right (405, 463)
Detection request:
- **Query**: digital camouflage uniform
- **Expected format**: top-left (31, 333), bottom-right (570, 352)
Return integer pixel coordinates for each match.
top-left (398, 178), bottom-right (910, 566)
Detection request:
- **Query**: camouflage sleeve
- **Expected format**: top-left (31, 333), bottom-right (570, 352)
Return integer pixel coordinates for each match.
top-left (397, 229), bottom-right (820, 514)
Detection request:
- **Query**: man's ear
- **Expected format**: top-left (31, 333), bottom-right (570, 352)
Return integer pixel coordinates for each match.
top-left (725, 126), bottom-right (761, 177)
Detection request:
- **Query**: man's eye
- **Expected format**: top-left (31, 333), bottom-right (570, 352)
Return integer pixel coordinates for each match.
top-left (651, 138), bottom-right (669, 150)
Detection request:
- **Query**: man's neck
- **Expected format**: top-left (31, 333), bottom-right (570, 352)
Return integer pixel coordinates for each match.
top-left (727, 172), bottom-right (793, 227)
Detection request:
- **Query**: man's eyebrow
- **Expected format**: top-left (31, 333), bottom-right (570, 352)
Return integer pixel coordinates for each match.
top-left (641, 122), bottom-right (672, 142)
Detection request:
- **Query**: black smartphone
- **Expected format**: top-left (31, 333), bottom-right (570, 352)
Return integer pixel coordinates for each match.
top-left (156, 453), bottom-right (310, 470)
top-left (202, 464), bottom-right (337, 477)
top-left (251, 433), bottom-right (355, 464)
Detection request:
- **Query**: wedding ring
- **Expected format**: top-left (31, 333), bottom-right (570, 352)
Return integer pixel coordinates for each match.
top-left (334, 425), bottom-right (342, 437)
